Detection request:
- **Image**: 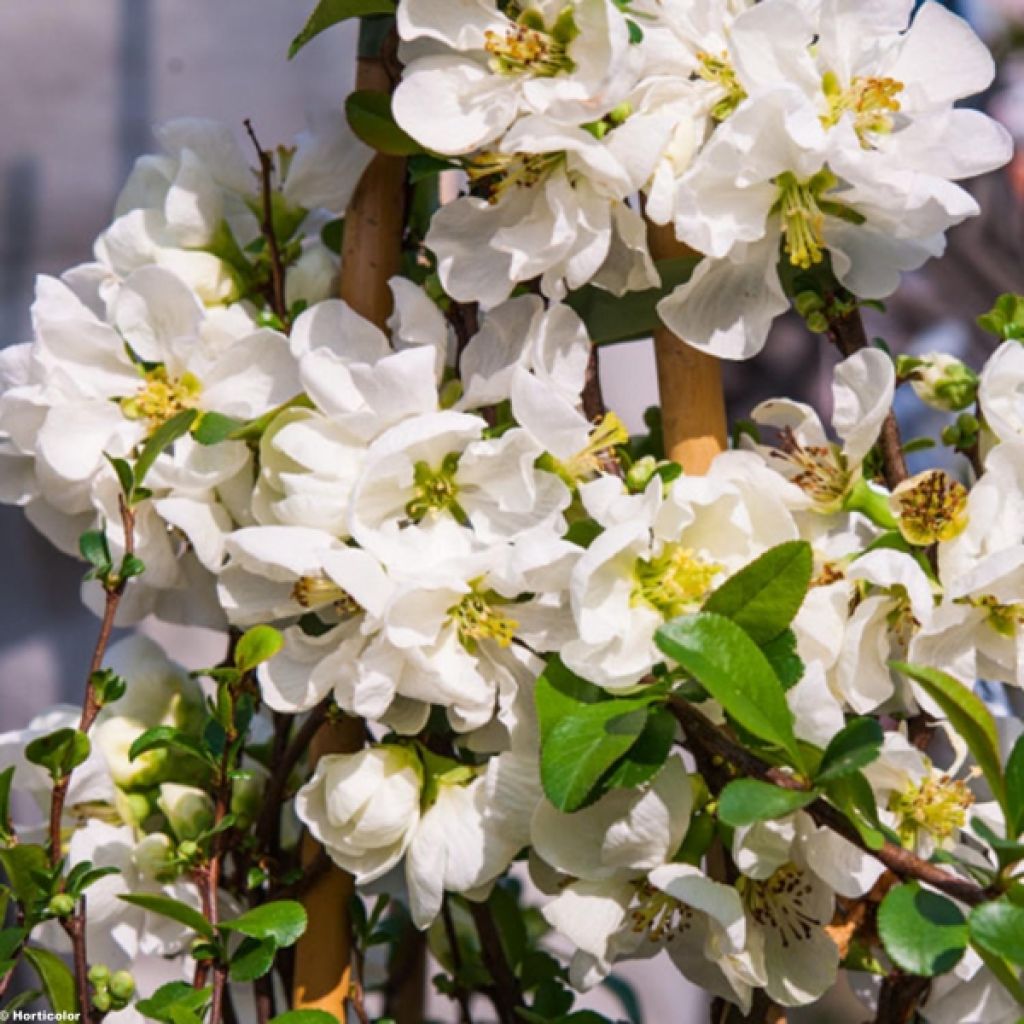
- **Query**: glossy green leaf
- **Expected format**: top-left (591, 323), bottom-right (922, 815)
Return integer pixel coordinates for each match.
top-left (760, 629), bottom-right (804, 690)
top-left (1006, 733), bottom-right (1024, 839)
top-left (79, 528), bottom-right (112, 572)
top-left (119, 893), bottom-right (216, 941)
top-left (270, 1012), bottom-right (341, 1024)
top-left (601, 706), bottom-right (676, 791)
top-left (220, 900), bottom-right (307, 947)
top-left (816, 717), bottom-right (884, 784)
top-left (192, 411), bottom-right (243, 446)
top-left (702, 541), bottom-right (813, 645)
top-left (25, 728), bottom-right (91, 781)
top-left (970, 900), bottom-right (1024, 965)
top-left (229, 935), bottom-right (278, 982)
top-left (128, 726), bottom-right (213, 766)
top-left (657, 613), bottom-right (804, 770)
top-left (136, 981), bottom-right (211, 1023)
top-left (717, 779), bottom-right (819, 826)
top-left (877, 882), bottom-right (968, 976)
top-left (345, 90), bottom-right (423, 156)
top-left (24, 946), bottom-right (78, 1014)
top-left (289, 0), bottom-right (395, 58)
top-left (0, 845), bottom-right (49, 906)
top-left (234, 625), bottom-right (285, 673)
top-left (133, 409), bottom-right (198, 493)
top-left (893, 662), bottom-right (1007, 824)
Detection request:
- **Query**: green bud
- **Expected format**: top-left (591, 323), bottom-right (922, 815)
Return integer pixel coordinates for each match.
top-left (957, 412), bottom-right (980, 435)
top-left (793, 290), bottom-right (825, 318)
top-left (177, 839), bottom-right (201, 861)
top-left (115, 789), bottom-right (156, 827)
top-left (941, 424), bottom-right (961, 447)
top-left (607, 101), bottom-right (633, 125)
top-left (109, 970), bottom-right (135, 1002)
top-left (88, 963), bottom-right (111, 987)
top-left (48, 893), bottom-right (76, 918)
top-left (92, 990), bottom-right (112, 1013)
top-left (626, 455), bottom-right (659, 493)
top-left (909, 353), bottom-right (978, 412)
top-left (157, 783), bottom-right (215, 841)
top-left (806, 312), bottom-right (829, 335)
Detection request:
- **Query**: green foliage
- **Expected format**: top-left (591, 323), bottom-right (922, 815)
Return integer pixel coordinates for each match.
top-left (0, 766), bottom-right (13, 842)
top-left (133, 409), bottom-right (198, 496)
top-left (220, 900), bottom-right (308, 947)
top-left (136, 981), bottom-right (211, 1024)
top-left (1006, 733), bottom-right (1024, 839)
top-left (23, 946), bottom-right (78, 1015)
top-left (977, 293), bottom-right (1024, 341)
top-left (346, 90), bottom-right (424, 156)
top-left (716, 779), bottom-right (819, 826)
top-left (192, 411), bottom-right (243, 446)
top-left (893, 662), bottom-right (1009, 828)
top-left (270, 1012), bottom-right (341, 1024)
top-left (25, 728), bottom-right (91, 781)
top-left (118, 893), bottom-right (217, 941)
top-left (90, 667), bottom-right (127, 707)
top-left (289, 0), bottom-right (395, 58)
top-left (228, 935), bottom-right (278, 982)
top-left (0, 845), bottom-right (48, 909)
top-left (656, 613), bottom-right (805, 771)
top-left (877, 882), bottom-right (968, 976)
top-left (969, 900), bottom-right (1024, 965)
top-left (702, 541), bottom-right (812, 645)
top-left (234, 625), bottom-right (285, 673)
top-left (535, 658), bottom-right (668, 811)
top-left (128, 726), bottom-right (215, 768)
top-left (759, 629), bottom-right (805, 691)
top-left (815, 718), bottom-right (884, 784)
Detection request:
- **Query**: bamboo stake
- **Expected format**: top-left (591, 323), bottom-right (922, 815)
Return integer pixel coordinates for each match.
top-left (648, 223), bottom-right (727, 475)
top-left (292, 28), bottom-right (407, 1018)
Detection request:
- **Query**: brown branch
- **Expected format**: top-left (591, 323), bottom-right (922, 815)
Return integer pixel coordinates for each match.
top-left (468, 899), bottom-right (524, 1024)
top-left (581, 344), bottom-right (605, 423)
top-left (873, 973), bottom-right (931, 1024)
top-left (668, 698), bottom-right (988, 906)
top-left (441, 896), bottom-right (474, 1024)
top-left (826, 307), bottom-right (908, 490)
top-left (244, 119), bottom-right (289, 327)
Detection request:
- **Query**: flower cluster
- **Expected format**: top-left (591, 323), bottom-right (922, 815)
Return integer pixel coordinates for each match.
top-left (0, 3), bottom-right (1021, 1023)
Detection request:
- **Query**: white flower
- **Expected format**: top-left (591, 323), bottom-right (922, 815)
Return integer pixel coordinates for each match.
top-left (979, 341), bottom-right (1024, 447)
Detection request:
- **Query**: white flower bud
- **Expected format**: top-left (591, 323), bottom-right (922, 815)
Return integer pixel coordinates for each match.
top-left (295, 745), bottom-right (423, 884)
top-left (157, 783), bottom-right (215, 841)
top-left (131, 832), bottom-right (176, 881)
top-left (910, 353), bottom-right (978, 412)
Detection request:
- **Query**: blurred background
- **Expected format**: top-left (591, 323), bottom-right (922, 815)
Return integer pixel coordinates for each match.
top-left (0, 0), bottom-right (1021, 1019)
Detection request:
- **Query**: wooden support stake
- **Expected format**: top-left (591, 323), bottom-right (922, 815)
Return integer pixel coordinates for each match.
top-left (648, 223), bottom-right (727, 475)
top-left (292, 34), bottom-right (408, 1018)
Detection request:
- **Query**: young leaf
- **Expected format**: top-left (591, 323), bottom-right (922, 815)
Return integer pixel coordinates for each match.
top-left (877, 882), bottom-right (968, 976)
top-left (133, 408), bottom-right (198, 493)
top-left (702, 541), bottom-right (813, 644)
top-left (0, 845), bottom-right (49, 906)
top-left (270, 1012), bottom-right (341, 1024)
top-left (345, 90), bottom-right (423, 156)
top-left (1006, 733), bottom-right (1024, 839)
top-left (128, 726), bottom-right (214, 766)
top-left (192, 411), bottom-right (244, 446)
top-left (79, 528), bottom-right (112, 573)
top-left (25, 729), bottom-right (91, 781)
top-left (657, 613), bottom-right (805, 771)
top-left (23, 946), bottom-right (78, 1014)
top-left (229, 935), bottom-right (278, 982)
top-left (136, 981), bottom-right (211, 1023)
top-left (969, 900), bottom-right (1024, 965)
top-left (716, 779), bottom-right (819, 826)
top-left (0, 766), bottom-right (14, 838)
top-left (892, 662), bottom-right (1007, 825)
top-left (815, 718), bottom-right (884, 784)
top-left (118, 893), bottom-right (217, 941)
top-left (288, 0), bottom-right (395, 59)
top-left (234, 625), bottom-right (284, 673)
top-left (220, 900), bottom-right (308, 947)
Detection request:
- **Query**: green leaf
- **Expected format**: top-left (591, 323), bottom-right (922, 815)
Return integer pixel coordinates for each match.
top-left (702, 541), bottom-right (813, 645)
top-left (760, 629), bottom-right (804, 690)
top-left (136, 982), bottom-right (211, 1023)
top-left (288, 0), bottom-right (395, 58)
top-left (25, 728), bottom-right (91, 781)
top-left (270, 1012), bottom-right (341, 1024)
top-left (192, 411), bottom-right (243, 446)
top-left (970, 900), bottom-right (1024, 965)
top-left (220, 900), bottom-right (307, 947)
top-left (816, 718), bottom-right (884, 784)
top-left (345, 90), bottom-right (423, 156)
top-left (0, 766), bottom-right (14, 838)
top-left (970, 817), bottom-right (1024, 870)
top-left (133, 409), bottom-right (198, 493)
top-left (717, 779), bottom-right (819, 826)
top-left (567, 256), bottom-right (699, 345)
top-left (229, 935), bottom-right (278, 982)
top-left (877, 882), bottom-right (968, 976)
top-left (79, 528), bottom-right (112, 572)
top-left (106, 454), bottom-right (136, 497)
top-left (657, 613), bottom-right (805, 771)
top-left (0, 926), bottom-right (24, 963)
top-left (129, 726), bottom-right (214, 766)
top-left (601, 706), bottom-right (676, 791)
top-left (1006, 733), bottom-right (1024, 839)
top-left (0, 845), bottom-right (49, 906)
top-left (119, 893), bottom-right (216, 941)
top-left (235, 625), bottom-right (285, 673)
top-left (893, 662), bottom-right (1007, 825)
top-left (23, 946), bottom-right (78, 1014)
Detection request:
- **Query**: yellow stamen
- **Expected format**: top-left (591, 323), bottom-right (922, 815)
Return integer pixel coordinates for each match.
top-left (632, 544), bottom-right (721, 619)
top-left (822, 71), bottom-right (904, 147)
top-left (448, 585), bottom-right (519, 653)
top-left (121, 368), bottom-right (201, 427)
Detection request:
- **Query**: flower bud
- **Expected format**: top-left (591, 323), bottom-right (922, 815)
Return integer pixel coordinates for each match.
top-left (48, 893), bottom-right (76, 918)
top-left (909, 353), bottom-right (978, 412)
top-left (131, 832), bottom-right (176, 881)
top-left (92, 990), bottom-right (112, 1013)
top-left (115, 788), bottom-right (156, 827)
top-left (108, 970), bottom-right (135, 1002)
top-left (88, 964), bottom-right (111, 987)
top-left (294, 745), bottom-right (423, 884)
top-left (157, 783), bottom-right (216, 841)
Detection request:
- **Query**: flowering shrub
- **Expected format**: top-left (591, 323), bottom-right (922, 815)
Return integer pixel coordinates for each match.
top-left (0, 1), bottom-right (1022, 1023)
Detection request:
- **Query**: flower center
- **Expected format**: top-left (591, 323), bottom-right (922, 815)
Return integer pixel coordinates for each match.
top-left (696, 51), bottom-right (747, 122)
top-left (889, 773), bottom-right (974, 845)
top-left (629, 881), bottom-right (695, 941)
top-left (822, 71), bottom-right (904, 147)
top-left (447, 586), bottom-right (519, 653)
top-left (291, 575), bottom-right (361, 616)
top-left (121, 368), bottom-right (201, 427)
top-left (890, 470), bottom-right (969, 546)
top-left (739, 865), bottom-right (822, 949)
top-left (484, 8), bottom-right (577, 78)
top-left (958, 595), bottom-right (1024, 639)
top-left (406, 453), bottom-right (465, 523)
top-left (774, 170), bottom-right (840, 271)
top-left (465, 151), bottom-right (565, 204)
top-left (562, 412), bottom-right (630, 481)
top-left (633, 543), bottom-right (721, 619)
top-left (770, 428), bottom-right (852, 511)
